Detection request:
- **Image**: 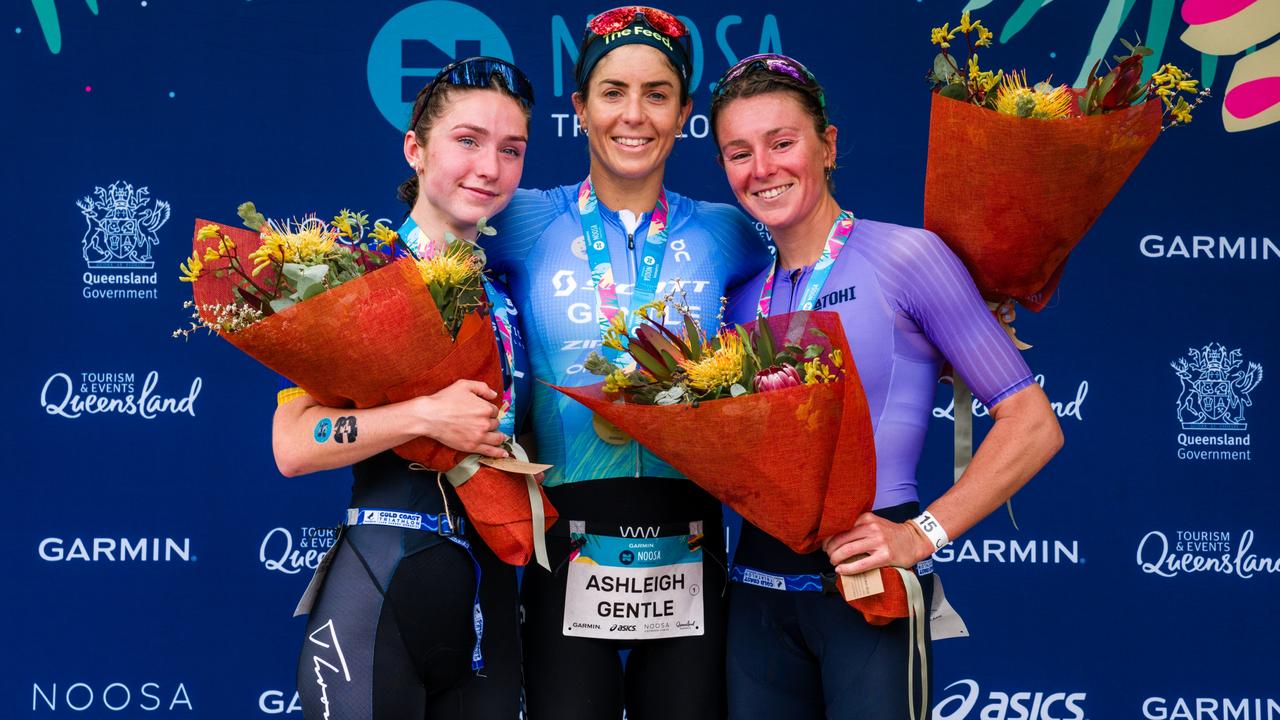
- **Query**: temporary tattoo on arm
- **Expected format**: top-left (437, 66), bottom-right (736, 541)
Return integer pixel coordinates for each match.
top-left (334, 416), bottom-right (358, 444)
top-left (313, 418), bottom-right (333, 443)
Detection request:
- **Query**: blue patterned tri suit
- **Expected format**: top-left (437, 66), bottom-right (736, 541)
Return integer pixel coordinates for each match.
top-left (484, 183), bottom-right (770, 719)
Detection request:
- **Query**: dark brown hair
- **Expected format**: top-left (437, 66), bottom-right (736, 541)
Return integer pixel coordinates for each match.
top-left (397, 75), bottom-right (533, 207)
top-left (709, 68), bottom-right (834, 190)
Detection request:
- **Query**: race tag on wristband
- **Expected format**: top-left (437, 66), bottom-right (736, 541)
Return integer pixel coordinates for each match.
top-left (562, 524), bottom-right (704, 640)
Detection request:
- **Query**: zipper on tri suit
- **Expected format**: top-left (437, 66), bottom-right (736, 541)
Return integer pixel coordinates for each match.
top-left (627, 230), bottom-right (641, 476)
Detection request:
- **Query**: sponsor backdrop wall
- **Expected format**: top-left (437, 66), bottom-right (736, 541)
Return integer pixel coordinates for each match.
top-left (6, 1), bottom-right (1276, 718)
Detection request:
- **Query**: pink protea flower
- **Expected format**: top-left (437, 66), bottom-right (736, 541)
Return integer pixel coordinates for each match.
top-left (753, 364), bottom-right (803, 393)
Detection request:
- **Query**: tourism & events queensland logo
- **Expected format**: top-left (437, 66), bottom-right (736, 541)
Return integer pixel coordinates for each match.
top-left (40, 371), bottom-right (201, 420)
top-left (1171, 342), bottom-right (1263, 461)
top-left (77, 181), bottom-right (168, 301)
top-left (260, 525), bottom-right (338, 576)
top-left (366, 1), bottom-right (513, 131)
top-left (1136, 529), bottom-right (1279, 580)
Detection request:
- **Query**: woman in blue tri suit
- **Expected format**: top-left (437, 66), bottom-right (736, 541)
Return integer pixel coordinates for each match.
top-left (483, 7), bottom-right (771, 719)
top-left (272, 58), bottom-right (536, 719)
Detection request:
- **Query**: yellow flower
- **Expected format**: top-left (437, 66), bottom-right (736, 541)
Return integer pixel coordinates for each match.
top-left (248, 234), bottom-right (285, 276)
top-left (930, 24), bottom-right (952, 48)
top-left (332, 211), bottom-right (353, 239)
top-left (603, 369), bottom-right (633, 394)
top-left (680, 332), bottom-right (744, 392)
top-left (370, 223), bottom-right (400, 250)
top-left (966, 55), bottom-right (1001, 92)
top-left (178, 252), bottom-right (204, 282)
top-left (416, 243), bottom-right (482, 287)
top-left (975, 24), bottom-right (993, 47)
top-left (830, 349), bottom-right (844, 369)
top-left (994, 71), bottom-right (1072, 119)
top-left (802, 358), bottom-right (836, 385)
top-left (1170, 96), bottom-right (1193, 124)
top-left (196, 224), bottom-right (222, 243)
top-left (634, 299), bottom-right (666, 322)
top-left (957, 12), bottom-right (972, 33)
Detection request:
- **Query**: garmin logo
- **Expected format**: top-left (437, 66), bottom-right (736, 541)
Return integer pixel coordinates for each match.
top-left (33, 682), bottom-right (193, 712)
top-left (38, 537), bottom-right (193, 562)
top-left (933, 679), bottom-right (1086, 720)
top-left (933, 539), bottom-right (1082, 565)
top-left (1140, 234), bottom-right (1279, 260)
top-left (259, 690), bottom-right (303, 715)
top-left (1142, 696), bottom-right (1280, 720)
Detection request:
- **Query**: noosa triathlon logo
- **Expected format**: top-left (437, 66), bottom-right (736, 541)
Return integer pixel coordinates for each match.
top-left (933, 679), bottom-right (1087, 720)
top-left (32, 682), bottom-right (193, 712)
top-left (1142, 695), bottom-right (1280, 719)
top-left (260, 526), bottom-right (338, 575)
top-left (367, 1), bottom-right (513, 131)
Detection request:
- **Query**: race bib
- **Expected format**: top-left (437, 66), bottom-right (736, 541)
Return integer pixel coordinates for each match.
top-left (563, 520), bottom-right (705, 640)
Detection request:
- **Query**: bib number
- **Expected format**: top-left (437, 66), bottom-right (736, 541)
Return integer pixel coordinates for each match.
top-left (562, 521), bottom-right (705, 640)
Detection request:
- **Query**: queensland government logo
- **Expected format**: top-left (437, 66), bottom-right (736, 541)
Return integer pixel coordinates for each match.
top-left (367, 1), bottom-right (513, 131)
top-left (1171, 343), bottom-right (1262, 461)
top-left (77, 181), bottom-right (168, 300)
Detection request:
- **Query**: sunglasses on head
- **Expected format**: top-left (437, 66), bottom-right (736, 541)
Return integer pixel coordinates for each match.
top-left (586, 5), bottom-right (688, 38)
top-left (409, 56), bottom-right (535, 131)
top-left (713, 53), bottom-right (826, 109)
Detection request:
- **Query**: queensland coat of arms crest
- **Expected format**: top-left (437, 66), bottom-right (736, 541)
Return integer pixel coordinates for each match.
top-left (1172, 343), bottom-right (1263, 430)
top-left (77, 181), bottom-right (170, 269)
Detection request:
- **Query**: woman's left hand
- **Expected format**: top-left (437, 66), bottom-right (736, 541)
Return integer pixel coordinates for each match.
top-left (822, 512), bottom-right (933, 575)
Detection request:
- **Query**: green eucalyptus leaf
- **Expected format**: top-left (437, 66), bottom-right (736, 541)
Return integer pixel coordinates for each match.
top-left (729, 384), bottom-right (748, 398)
top-left (804, 344), bottom-right (823, 359)
top-left (933, 53), bottom-right (957, 83)
top-left (269, 297), bottom-right (295, 313)
top-left (939, 82), bottom-right (968, 101)
top-left (281, 263), bottom-right (308, 282)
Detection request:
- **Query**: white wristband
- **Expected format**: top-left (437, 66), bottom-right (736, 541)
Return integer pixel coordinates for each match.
top-left (910, 511), bottom-right (950, 551)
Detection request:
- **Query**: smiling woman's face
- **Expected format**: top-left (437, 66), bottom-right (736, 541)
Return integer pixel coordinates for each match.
top-left (404, 88), bottom-right (528, 237)
top-left (714, 91), bottom-right (836, 236)
top-left (573, 44), bottom-right (691, 187)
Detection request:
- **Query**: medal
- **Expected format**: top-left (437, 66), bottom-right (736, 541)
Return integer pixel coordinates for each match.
top-left (592, 413), bottom-right (631, 445)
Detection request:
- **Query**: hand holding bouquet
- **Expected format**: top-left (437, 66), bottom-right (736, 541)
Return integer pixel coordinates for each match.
top-left (553, 297), bottom-right (918, 622)
top-left (178, 205), bottom-right (556, 568)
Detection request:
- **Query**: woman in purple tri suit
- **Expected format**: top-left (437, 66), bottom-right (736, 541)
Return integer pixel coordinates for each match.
top-left (711, 54), bottom-right (1064, 719)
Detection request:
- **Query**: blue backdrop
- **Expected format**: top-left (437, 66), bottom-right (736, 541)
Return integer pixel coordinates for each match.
top-left (6, 1), bottom-right (1277, 718)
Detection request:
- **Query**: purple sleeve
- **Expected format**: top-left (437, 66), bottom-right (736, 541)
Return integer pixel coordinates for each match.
top-left (870, 225), bottom-right (1034, 407)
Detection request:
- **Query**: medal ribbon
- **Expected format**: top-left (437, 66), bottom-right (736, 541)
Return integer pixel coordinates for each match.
top-left (755, 211), bottom-right (855, 317)
top-left (576, 178), bottom-right (671, 362)
top-left (400, 219), bottom-right (517, 436)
